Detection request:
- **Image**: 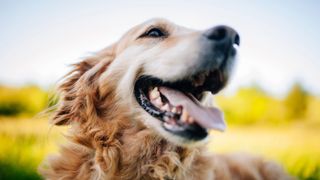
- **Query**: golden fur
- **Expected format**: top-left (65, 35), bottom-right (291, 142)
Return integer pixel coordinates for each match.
top-left (40, 19), bottom-right (291, 180)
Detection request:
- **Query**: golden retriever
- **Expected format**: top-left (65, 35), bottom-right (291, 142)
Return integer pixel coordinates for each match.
top-left (40, 18), bottom-right (291, 180)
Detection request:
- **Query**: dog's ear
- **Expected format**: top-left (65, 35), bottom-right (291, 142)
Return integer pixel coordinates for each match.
top-left (52, 45), bottom-right (116, 126)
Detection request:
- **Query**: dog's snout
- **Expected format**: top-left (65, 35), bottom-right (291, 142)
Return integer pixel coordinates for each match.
top-left (204, 25), bottom-right (240, 46)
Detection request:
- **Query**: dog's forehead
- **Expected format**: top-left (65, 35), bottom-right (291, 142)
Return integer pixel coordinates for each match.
top-left (114, 18), bottom-right (196, 53)
top-left (122, 18), bottom-right (194, 39)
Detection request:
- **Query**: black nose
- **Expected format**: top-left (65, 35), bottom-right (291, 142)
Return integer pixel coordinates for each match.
top-left (204, 25), bottom-right (240, 46)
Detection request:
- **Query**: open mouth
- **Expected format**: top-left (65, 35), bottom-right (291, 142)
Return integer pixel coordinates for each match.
top-left (134, 69), bottom-right (227, 141)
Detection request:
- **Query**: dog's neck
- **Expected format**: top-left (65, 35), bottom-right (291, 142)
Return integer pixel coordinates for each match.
top-left (61, 120), bottom-right (212, 180)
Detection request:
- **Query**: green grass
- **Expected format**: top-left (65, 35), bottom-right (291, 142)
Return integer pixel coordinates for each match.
top-left (0, 117), bottom-right (319, 179)
top-left (0, 117), bottom-right (65, 180)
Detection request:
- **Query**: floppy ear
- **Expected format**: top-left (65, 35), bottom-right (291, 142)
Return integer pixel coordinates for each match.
top-left (52, 45), bottom-right (116, 126)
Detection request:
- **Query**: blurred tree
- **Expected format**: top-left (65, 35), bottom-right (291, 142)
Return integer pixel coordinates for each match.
top-left (216, 85), bottom-right (283, 125)
top-left (284, 82), bottom-right (308, 120)
top-left (305, 96), bottom-right (320, 124)
top-left (0, 85), bottom-right (49, 117)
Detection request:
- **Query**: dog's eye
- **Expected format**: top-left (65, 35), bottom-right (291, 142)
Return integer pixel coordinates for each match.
top-left (144, 28), bottom-right (165, 38)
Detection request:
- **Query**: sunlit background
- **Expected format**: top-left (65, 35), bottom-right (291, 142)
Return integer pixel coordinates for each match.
top-left (1, 1), bottom-right (319, 179)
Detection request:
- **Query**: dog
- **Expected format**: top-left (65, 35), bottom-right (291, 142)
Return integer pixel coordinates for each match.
top-left (40, 18), bottom-right (291, 180)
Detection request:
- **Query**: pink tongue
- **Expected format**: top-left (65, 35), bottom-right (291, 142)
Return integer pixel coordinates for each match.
top-left (159, 87), bottom-right (226, 131)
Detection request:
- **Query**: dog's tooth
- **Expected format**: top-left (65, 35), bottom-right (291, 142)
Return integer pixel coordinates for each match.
top-left (154, 87), bottom-right (159, 94)
top-left (150, 87), bottom-right (160, 100)
top-left (172, 107), bottom-right (177, 113)
top-left (176, 106), bottom-right (182, 114)
top-left (181, 110), bottom-right (189, 122)
top-left (154, 97), bottom-right (163, 107)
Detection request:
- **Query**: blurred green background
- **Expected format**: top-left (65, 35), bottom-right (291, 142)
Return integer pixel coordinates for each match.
top-left (0, 83), bottom-right (319, 179)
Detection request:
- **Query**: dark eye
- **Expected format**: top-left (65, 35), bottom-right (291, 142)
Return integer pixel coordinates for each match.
top-left (145, 28), bottom-right (165, 38)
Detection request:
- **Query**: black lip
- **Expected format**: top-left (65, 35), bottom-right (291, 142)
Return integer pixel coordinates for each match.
top-left (162, 122), bottom-right (208, 141)
top-left (134, 76), bottom-right (210, 141)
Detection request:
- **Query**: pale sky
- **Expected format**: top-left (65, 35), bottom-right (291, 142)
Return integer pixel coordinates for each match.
top-left (1, 0), bottom-right (320, 96)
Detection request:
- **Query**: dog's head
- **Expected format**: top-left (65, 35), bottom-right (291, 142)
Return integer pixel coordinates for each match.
top-left (53, 18), bottom-right (239, 146)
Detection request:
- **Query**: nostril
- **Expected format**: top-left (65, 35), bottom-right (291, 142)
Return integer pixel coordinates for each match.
top-left (205, 25), bottom-right (240, 48)
top-left (207, 26), bottom-right (227, 41)
top-left (234, 34), bottom-right (240, 46)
